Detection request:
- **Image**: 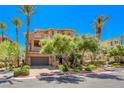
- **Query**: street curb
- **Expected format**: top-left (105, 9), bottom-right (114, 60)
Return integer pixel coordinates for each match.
top-left (12, 76), bottom-right (36, 80)
top-left (12, 71), bottom-right (112, 80)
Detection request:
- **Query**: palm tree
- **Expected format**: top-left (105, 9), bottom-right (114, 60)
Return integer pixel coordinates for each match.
top-left (18, 5), bottom-right (36, 64)
top-left (10, 17), bottom-right (21, 66)
top-left (0, 22), bottom-right (7, 42)
top-left (10, 17), bottom-right (21, 43)
top-left (119, 33), bottom-right (124, 45)
top-left (93, 15), bottom-right (110, 39)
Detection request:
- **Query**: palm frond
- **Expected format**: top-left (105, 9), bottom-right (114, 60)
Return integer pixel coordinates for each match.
top-left (17, 5), bottom-right (37, 16)
top-left (0, 22), bottom-right (7, 30)
top-left (104, 16), bottom-right (110, 22)
top-left (10, 17), bottom-right (21, 27)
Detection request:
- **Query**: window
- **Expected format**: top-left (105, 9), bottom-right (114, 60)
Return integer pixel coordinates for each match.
top-left (67, 33), bottom-right (71, 36)
top-left (115, 40), bottom-right (118, 44)
top-left (116, 41), bottom-right (118, 44)
top-left (52, 31), bottom-right (54, 35)
top-left (34, 40), bottom-right (40, 47)
top-left (110, 41), bottom-right (113, 46)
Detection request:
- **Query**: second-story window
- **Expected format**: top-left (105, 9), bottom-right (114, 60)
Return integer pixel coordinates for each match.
top-left (110, 41), bottom-right (113, 46)
top-left (52, 31), bottom-right (54, 35)
top-left (34, 40), bottom-right (40, 47)
top-left (67, 33), bottom-right (71, 36)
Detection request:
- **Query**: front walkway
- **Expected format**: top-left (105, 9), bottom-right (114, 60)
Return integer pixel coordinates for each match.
top-left (30, 66), bottom-right (61, 76)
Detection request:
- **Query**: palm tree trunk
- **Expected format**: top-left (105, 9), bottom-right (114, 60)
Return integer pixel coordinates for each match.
top-left (120, 37), bottom-right (123, 45)
top-left (16, 27), bottom-right (19, 66)
top-left (25, 16), bottom-right (30, 65)
top-left (1, 29), bottom-right (4, 42)
top-left (16, 27), bottom-right (18, 43)
top-left (96, 28), bottom-right (101, 39)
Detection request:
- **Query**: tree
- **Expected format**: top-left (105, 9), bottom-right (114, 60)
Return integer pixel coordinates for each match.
top-left (10, 17), bottom-right (21, 66)
top-left (0, 41), bottom-right (20, 69)
top-left (67, 35), bottom-right (82, 67)
top-left (10, 17), bottom-right (21, 43)
top-left (93, 15), bottom-right (110, 39)
top-left (18, 5), bottom-right (36, 64)
top-left (78, 34), bottom-right (99, 64)
top-left (0, 22), bottom-right (7, 42)
top-left (40, 34), bottom-right (73, 64)
top-left (89, 43), bottom-right (100, 64)
top-left (40, 34), bottom-right (100, 66)
top-left (107, 44), bottom-right (124, 62)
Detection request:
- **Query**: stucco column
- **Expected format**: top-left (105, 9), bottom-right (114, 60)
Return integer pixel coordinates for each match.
top-left (49, 55), bottom-right (52, 65)
top-left (28, 57), bottom-right (31, 65)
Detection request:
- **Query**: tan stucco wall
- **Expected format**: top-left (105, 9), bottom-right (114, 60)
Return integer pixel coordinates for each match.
top-left (24, 28), bottom-right (74, 66)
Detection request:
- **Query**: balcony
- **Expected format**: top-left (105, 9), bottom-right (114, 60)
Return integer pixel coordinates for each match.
top-left (29, 47), bottom-right (41, 52)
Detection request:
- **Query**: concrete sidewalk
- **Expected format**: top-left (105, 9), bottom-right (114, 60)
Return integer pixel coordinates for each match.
top-left (30, 66), bottom-right (61, 76)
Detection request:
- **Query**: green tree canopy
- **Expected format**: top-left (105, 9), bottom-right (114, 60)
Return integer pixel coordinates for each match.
top-left (107, 44), bottom-right (124, 62)
top-left (40, 34), bottom-right (99, 65)
top-left (40, 34), bottom-right (73, 64)
top-left (0, 41), bottom-right (20, 66)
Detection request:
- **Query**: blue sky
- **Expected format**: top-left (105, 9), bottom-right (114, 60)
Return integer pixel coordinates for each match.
top-left (0, 5), bottom-right (124, 47)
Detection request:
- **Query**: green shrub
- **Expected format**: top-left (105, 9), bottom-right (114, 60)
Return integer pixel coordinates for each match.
top-left (14, 65), bottom-right (30, 77)
top-left (95, 61), bottom-right (106, 66)
top-left (84, 64), bottom-right (96, 71)
top-left (108, 61), bottom-right (121, 68)
top-left (0, 62), bottom-right (5, 68)
top-left (9, 64), bottom-right (16, 71)
top-left (21, 69), bottom-right (30, 76)
top-left (73, 67), bottom-right (82, 72)
top-left (84, 62), bottom-right (92, 66)
top-left (14, 68), bottom-right (22, 77)
top-left (73, 64), bottom-right (82, 72)
top-left (110, 63), bottom-right (120, 68)
top-left (58, 65), bottom-right (68, 72)
top-left (22, 65), bottom-right (30, 69)
top-left (95, 68), bottom-right (104, 72)
top-left (108, 61), bottom-right (117, 64)
top-left (20, 61), bottom-right (27, 66)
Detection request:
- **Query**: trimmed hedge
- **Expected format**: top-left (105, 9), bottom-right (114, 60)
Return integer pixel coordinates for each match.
top-left (14, 65), bottom-right (30, 77)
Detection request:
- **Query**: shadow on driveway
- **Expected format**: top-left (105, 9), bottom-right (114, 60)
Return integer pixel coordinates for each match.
top-left (0, 75), bottom-right (23, 85)
top-left (36, 75), bottom-right (85, 84)
top-left (85, 73), bottom-right (124, 81)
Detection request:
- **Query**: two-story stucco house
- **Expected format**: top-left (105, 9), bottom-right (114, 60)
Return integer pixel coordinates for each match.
top-left (24, 28), bottom-right (74, 66)
top-left (100, 38), bottom-right (121, 47)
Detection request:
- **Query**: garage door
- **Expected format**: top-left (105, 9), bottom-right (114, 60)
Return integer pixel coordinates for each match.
top-left (31, 57), bottom-right (49, 66)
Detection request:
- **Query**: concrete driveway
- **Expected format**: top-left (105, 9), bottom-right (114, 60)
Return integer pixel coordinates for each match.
top-left (1, 68), bottom-right (124, 88)
top-left (1, 67), bottom-right (124, 88)
top-left (30, 66), bottom-right (61, 76)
